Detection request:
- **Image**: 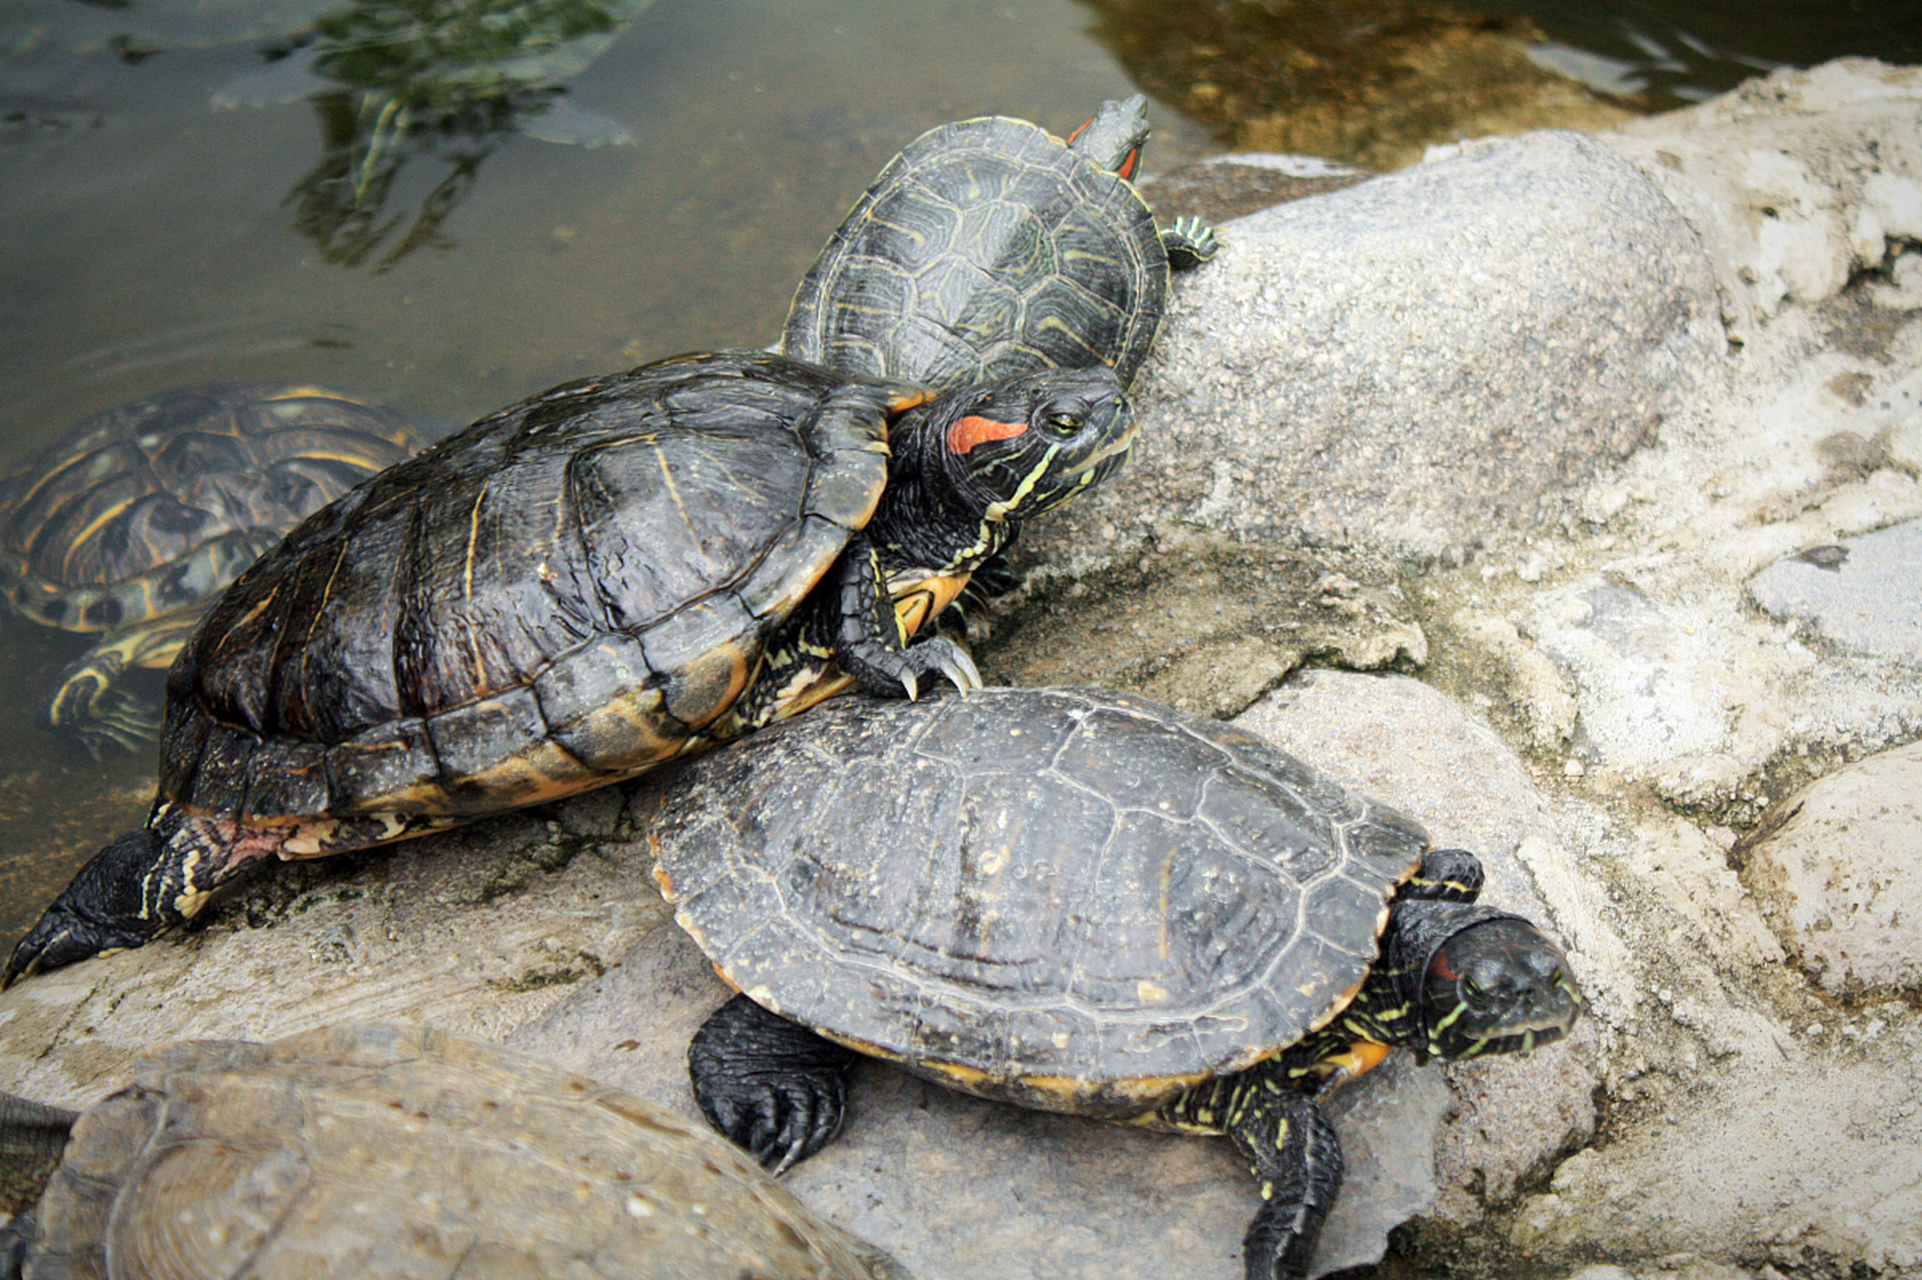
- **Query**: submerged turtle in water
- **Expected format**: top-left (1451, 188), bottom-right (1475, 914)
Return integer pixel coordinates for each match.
top-left (649, 687), bottom-right (1582, 1280)
top-left (3, 351), bottom-right (1134, 983)
top-left (783, 94), bottom-right (1217, 390)
top-left (0, 1021), bottom-right (908, 1279)
top-left (0, 382), bottom-right (416, 753)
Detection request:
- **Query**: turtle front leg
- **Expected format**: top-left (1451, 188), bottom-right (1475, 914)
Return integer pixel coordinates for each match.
top-left (1160, 1068), bottom-right (1345, 1280)
top-left (830, 535), bottom-right (980, 700)
top-left (688, 993), bottom-right (857, 1175)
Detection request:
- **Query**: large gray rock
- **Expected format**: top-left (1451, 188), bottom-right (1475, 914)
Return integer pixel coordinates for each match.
top-left (0, 790), bottom-right (668, 1108)
top-left (1023, 128), bottom-right (1724, 569)
top-left (1602, 59), bottom-right (1922, 338)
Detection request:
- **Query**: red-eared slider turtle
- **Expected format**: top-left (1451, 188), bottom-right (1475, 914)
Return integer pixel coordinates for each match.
top-left (649, 687), bottom-right (1582, 1280)
top-left (782, 95), bottom-right (1217, 391)
top-left (0, 382), bottom-right (417, 753)
top-left (0, 1021), bottom-right (909, 1280)
top-left (3, 351), bottom-right (1134, 983)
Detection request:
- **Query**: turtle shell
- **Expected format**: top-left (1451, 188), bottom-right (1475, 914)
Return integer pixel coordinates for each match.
top-left (158, 351), bottom-right (900, 826)
top-left (0, 381), bottom-right (416, 638)
top-left (782, 103), bottom-right (1169, 389)
top-left (17, 1022), bottom-right (902, 1280)
top-left (650, 686), bottom-right (1433, 1118)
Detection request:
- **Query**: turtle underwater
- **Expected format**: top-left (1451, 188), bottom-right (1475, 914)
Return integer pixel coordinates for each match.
top-left (3, 351), bottom-right (1134, 984)
top-left (0, 381), bottom-right (417, 754)
top-left (783, 94), bottom-right (1217, 391)
top-left (649, 687), bottom-right (1583, 1280)
top-left (0, 1021), bottom-right (909, 1280)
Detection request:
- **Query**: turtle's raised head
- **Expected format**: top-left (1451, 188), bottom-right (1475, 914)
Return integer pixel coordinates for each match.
top-left (912, 364), bottom-right (1134, 529)
top-left (1418, 915), bottom-right (1582, 1062)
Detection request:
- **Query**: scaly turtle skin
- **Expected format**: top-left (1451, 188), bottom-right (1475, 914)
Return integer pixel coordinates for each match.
top-left (2, 351), bottom-right (1133, 984)
top-left (650, 687), bottom-right (1582, 1280)
top-left (0, 1022), bottom-right (909, 1280)
top-left (0, 382), bottom-right (416, 753)
top-left (782, 95), bottom-right (1217, 392)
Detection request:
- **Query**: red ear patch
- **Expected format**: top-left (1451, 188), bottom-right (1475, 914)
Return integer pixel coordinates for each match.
top-left (947, 415), bottom-right (1027, 455)
top-left (1115, 145), bottom-right (1141, 182)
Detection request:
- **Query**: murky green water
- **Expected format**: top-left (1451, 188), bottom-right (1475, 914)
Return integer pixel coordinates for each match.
top-left (0, 0), bottom-right (1907, 946)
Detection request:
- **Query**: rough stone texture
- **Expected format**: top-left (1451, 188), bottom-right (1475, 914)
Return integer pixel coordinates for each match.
top-left (0, 789), bottom-right (667, 1109)
top-left (1603, 58), bottom-right (1922, 340)
top-left (1514, 1038), bottom-right (1922, 1276)
top-left (1520, 578), bottom-right (1794, 801)
top-left (1021, 127), bottom-right (1724, 568)
top-left (1746, 516), bottom-right (1922, 666)
top-left (1737, 739), bottom-right (1922, 996)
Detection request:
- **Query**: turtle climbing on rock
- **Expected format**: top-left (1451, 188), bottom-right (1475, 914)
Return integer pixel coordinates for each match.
top-left (782, 96), bottom-right (1215, 630)
top-left (0, 1021), bottom-right (909, 1280)
top-left (3, 351), bottom-right (1134, 983)
top-left (782, 94), bottom-right (1217, 391)
top-left (0, 382), bottom-right (416, 753)
top-left (648, 687), bottom-right (1582, 1280)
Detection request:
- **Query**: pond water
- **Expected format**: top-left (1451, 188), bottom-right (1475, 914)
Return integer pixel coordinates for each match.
top-left (0, 0), bottom-right (1909, 948)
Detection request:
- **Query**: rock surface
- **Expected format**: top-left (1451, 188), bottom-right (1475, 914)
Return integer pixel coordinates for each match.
top-left (1746, 516), bottom-right (1922, 665)
top-left (3, 56), bottom-right (1921, 1280)
top-left (1737, 739), bottom-right (1922, 997)
top-left (1022, 127), bottom-right (1724, 567)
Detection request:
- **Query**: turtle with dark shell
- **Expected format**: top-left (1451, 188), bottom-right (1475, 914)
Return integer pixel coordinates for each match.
top-left (2, 351), bottom-right (1133, 983)
top-left (0, 1021), bottom-right (908, 1280)
top-left (649, 687), bottom-right (1583, 1280)
top-left (783, 94), bottom-right (1217, 390)
top-left (782, 96), bottom-right (1215, 623)
top-left (0, 382), bottom-right (417, 753)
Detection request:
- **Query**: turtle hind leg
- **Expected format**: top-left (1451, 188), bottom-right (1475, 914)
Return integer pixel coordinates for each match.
top-left (1160, 1068), bottom-right (1344, 1280)
top-left (2, 811), bottom-right (238, 987)
top-left (3, 828), bottom-right (169, 986)
top-left (688, 993), bottom-right (856, 1175)
top-left (1163, 215), bottom-right (1221, 270)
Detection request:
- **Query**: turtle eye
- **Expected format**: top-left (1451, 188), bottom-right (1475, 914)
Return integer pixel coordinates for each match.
top-left (1044, 411), bottom-right (1082, 437)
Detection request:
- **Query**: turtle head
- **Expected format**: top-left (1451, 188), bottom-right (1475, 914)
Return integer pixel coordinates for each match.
top-left (1066, 95), bottom-right (1151, 180)
top-left (881, 365), bottom-right (1133, 569)
top-left (1415, 914), bottom-right (1583, 1063)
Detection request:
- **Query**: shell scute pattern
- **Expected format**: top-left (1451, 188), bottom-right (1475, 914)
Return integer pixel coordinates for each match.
top-left (788, 115), bottom-right (1165, 390)
top-left (653, 688), bottom-right (1430, 1115)
top-left (20, 1023), bottom-right (899, 1280)
top-left (163, 358), bottom-right (887, 825)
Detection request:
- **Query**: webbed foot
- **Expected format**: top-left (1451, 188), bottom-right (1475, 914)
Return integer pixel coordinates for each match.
top-left (1165, 215), bottom-right (1221, 269)
top-left (3, 829), bottom-right (166, 987)
top-left (688, 993), bottom-right (855, 1174)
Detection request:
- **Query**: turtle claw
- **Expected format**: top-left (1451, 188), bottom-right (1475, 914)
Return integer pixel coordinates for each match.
top-left (712, 1078), bottom-right (846, 1176)
top-left (893, 638), bottom-right (981, 701)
